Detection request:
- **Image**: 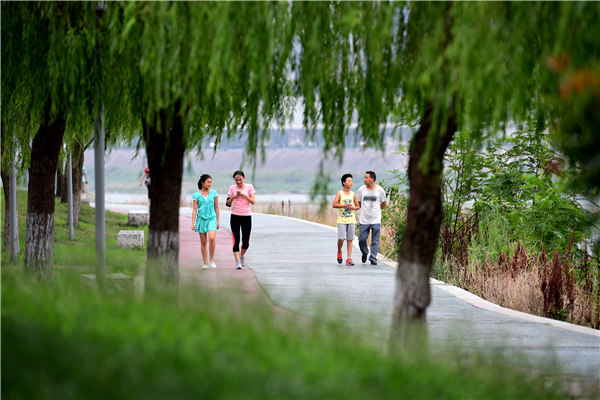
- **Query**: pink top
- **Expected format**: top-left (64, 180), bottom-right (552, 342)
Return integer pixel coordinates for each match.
top-left (228, 184), bottom-right (255, 216)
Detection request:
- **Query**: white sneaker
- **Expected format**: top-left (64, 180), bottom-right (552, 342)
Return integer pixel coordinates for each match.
top-left (210, 262), bottom-right (217, 269)
top-left (202, 264), bottom-right (209, 270)
top-left (236, 262), bottom-right (242, 270)
top-left (240, 256), bottom-right (247, 268)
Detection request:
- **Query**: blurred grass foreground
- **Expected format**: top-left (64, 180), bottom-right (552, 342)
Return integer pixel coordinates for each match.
top-left (1, 194), bottom-right (570, 398)
top-left (2, 270), bottom-right (569, 399)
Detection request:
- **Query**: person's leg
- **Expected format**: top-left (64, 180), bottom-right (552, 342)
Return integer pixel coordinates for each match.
top-left (358, 224), bottom-right (370, 262)
top-left (208, 230), bottom-right (216, 265)
top-left (199, 233), bottom-right (209, 267)
top-left (346, 240), bottom-right (354, 261)
top-left (337, 224), bottom-right (346, 264)
top-left (369, 224), bottom-right (381, 262)
top-left (239, 216), bottom-right (251, 267)
top-left (345, 223), bottom-right (354, 263)
top-left (240, 216), bottom-right (252, 258)
top-left (230, 214), bottom-right (241, 264)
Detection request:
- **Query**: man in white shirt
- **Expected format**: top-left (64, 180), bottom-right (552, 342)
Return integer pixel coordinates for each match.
top-left (357, 171), bottom-right (387, 265)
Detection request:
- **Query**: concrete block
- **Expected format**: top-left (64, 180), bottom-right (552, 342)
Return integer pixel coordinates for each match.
top-left (117, 230), bottom-right (144, 248)
top-left (82, 273), bottom-right (134, 292)
top-left (128, 210), bottom-right (149, 226)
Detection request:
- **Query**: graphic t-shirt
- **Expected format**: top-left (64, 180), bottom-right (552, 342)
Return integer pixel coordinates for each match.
top-left (357, 185), bottom-right (387, 225)
top-left (227, 184), bottom-right (255, 216)
top-left (336, 190), bottom-right (356, 224)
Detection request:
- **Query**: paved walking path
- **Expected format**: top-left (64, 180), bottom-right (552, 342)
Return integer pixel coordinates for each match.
top-left (178, 214), bottom-right (270, 304)
top-left (176, 209), bottom-right (599, 380)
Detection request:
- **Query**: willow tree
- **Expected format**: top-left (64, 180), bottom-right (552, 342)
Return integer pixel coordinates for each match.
top-left (290, 1), bottom-right (600, 349)
top-left (1, 2), bottom-right (101, 278)
top-left (103, 2), bottom-right (293, 294)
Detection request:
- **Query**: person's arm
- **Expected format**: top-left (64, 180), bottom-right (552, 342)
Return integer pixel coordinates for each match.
top-left (380, 188), bottom-right (387, 209)
top-left (332, 192), bottom-right (342, 208)
top-left (241, 192), bottom-right (256, 205)
top-left (226, 190), bottom-right (233, 206)
top-left (191, 199), bottom-right (197, 231)
top-left (225, 187), bottom-right (235, 207)
top-left (240, 187), bottom-right (256, 205)
top-left (353, 193), bottom-right (360, 210)
top-left (214, 195), bottom-right (220, 229)
top-left (139, 171), bottom-right (147, 186)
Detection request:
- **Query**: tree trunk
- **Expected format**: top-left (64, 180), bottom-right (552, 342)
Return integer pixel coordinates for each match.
top-left (24, 110), bottom-right (66, 279)
top-left (390, 102), bottom-right (456, 352)
top-left (72, 142), bottom-right (84, 228)
top-left (143, 104), bottom-right (185, 295)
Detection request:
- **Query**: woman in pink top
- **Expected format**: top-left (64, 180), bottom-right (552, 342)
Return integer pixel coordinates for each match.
top-left (225, 170), bottom-right (255, 269)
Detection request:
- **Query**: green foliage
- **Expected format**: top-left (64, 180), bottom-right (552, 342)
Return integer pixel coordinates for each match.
top-left (104, 2), bottom-right (295, 160)
top-left (1, 269), bottom-right (570, 399)
top-left (542, 3), bottom-right (600, 195)
top-left (1, 2), bottom-right (98, 167)
top-left (437, 124), bottom-right (595, 255)
top-left (380, 171), bottom-right (409, 258)
top-left (381, 123), bottom-right (596, 259)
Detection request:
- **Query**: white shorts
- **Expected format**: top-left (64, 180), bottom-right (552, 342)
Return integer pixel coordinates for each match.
top-left (337, 223), bottom-right (355, 241)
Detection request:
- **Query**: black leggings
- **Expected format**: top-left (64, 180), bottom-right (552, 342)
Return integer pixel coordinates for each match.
top-left (230, 214), bottom-right (252, 252)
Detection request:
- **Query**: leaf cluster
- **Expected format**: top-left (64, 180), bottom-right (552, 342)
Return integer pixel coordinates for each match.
top-left (1, 2), bottom-right (98, 166)
top-left (3, 2), bottom-right (600, 190)
top-left (103, 2), bottom-right (295, 160)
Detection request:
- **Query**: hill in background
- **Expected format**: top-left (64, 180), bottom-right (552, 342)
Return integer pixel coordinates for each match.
top-left (84, 146), bottom-right (408, 197)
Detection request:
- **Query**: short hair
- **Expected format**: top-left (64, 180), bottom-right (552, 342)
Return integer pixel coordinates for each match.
top-left (366, 171), bottom-right (376, 181)
top-left (198, 174), bottom-right (212, 189)
top-left (341, 173), bottom-right (353, 186)
top-left (233, 170), bottom-right (245, 179)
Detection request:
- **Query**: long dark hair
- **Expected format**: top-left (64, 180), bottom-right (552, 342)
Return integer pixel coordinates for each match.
top-left (198, 174), bottom-right (212, 190)
top-left (233, 170), bottom-right (245, 179)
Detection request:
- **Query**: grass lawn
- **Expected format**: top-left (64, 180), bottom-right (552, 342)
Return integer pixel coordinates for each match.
top-left (1, 189), bottom-right (146, 275)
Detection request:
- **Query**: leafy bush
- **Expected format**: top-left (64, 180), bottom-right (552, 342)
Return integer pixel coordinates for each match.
top-left (378, 126), bottom-right (600, 327)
